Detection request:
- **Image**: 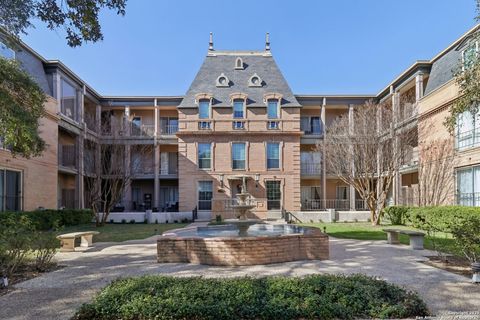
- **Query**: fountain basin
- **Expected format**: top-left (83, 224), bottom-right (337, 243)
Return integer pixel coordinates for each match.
top-left (158, 224), bottom-right (329, 266)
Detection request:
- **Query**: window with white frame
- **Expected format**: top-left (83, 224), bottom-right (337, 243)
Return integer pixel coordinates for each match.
top-left (456, 165), bottom-right (480, 206)
top-left (198, 143), bottom-right (212, 169)
top-left (61, 79), bottom-right (77, 120)
top-left (0, 41), bottom-right (15, 59)
top-left (456, 109), bottom-right (480, 149)
top-left (267, 99), bottom-right (279, 119)
top-left (199, 99), bottom-right (211, 119)
top-left (232, 143), bottom-right (246, 170)
top-left (0, 169), bottom-right (22, 211)
top-left (233, 99), bottom-right (245, 118)
top-left (198, 181), bottom-right (213, 210)
top-left (266, 142), bottom-right (280, 169)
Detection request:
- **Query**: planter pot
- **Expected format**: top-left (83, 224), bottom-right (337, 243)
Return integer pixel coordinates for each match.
top-left (472, 262), bottom-right (480, 283)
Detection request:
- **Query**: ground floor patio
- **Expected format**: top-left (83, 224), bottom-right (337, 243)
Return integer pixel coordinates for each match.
top-left (1, 230), bottom-right (479, 320)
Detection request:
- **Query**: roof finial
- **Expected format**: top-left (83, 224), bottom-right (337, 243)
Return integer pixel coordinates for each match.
top-left (265, 32), bottom-right (270, 51)
top-left (209, 32), bottom-right (214, 51)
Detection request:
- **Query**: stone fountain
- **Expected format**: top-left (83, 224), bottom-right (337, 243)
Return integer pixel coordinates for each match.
top-left (224, 176), bottom-right (262, 236)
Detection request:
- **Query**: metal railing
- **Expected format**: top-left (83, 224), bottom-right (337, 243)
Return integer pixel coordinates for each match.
top-left (161, 124), bottom-right (178, 135)
top-left (456, 127), bottom-right (480, 150)
top-left (301, 162), bottom-right (322, 175)
top-left (58, 144), bottom-right (76, 168)
top-left (303, 123), bottom-right (323, 136)
top-left (301, 199), bottom-right (368, 211)
top-left (456, 192), bottom-right (480, 207)
top-left (130, 124), bottom-right (155, 137)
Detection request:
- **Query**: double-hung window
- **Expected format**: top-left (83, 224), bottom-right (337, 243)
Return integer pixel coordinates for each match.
top-left (198, 143), bottom-right (212, 169)
top-left (456, 165), bottom-right (480, 206)
top-left (267, 99), bottom-right (279, 119)
top-left (232, 143), bottom-right (246, 170)
top-left (267, 142), bottom-right (280, 169)
top-left (233, 100), bottom-right (244, 118)
top-left (199, 100), bottom-right (210, 119)
top-left (198, 181), bottom-right (213, 210)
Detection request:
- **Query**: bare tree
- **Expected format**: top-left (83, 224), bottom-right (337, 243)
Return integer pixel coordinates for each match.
top-left (416, 138), bottom-right (455, 206)
top-left (320, 101), bottom-right (416, 225)
top-left (84, 117), bottom-right (151, 226)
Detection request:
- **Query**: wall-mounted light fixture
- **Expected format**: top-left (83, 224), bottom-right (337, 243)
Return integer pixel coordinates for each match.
top-left (220, 174), bottom-right (224, 188)
top-left (255, 173), bottom-right (260, 188)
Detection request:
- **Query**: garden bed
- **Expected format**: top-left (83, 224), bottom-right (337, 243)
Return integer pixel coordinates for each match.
top-left (422, 256), bottom-right (473, 278)
top-left (73, 275), bottom-right (429, 320)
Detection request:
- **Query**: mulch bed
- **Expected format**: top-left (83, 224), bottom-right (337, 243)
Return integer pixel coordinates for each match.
top-left (422, 255), bottom-right (473, 278)
top-left (0, 263), bottom-right (62, 296)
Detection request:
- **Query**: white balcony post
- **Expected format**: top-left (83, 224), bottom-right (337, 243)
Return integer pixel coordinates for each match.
top-left (124, 145), bottom-right (131, 210)
top-left (348, 104), bottom-right (356, 210)
top-left (96, 104), bottom-right (101, 134)
top-left (124, 106), bottom-right (130, 136)
top-left (154, 99), bottom-right (160, 209)
top-left (321, 98), bottom-right (327, 207)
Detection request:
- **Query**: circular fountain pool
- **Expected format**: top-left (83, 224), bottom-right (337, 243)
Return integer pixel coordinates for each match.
top-left (157, 224), bottom-right (329, 266)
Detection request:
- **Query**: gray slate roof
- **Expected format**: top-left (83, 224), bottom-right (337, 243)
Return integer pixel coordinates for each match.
top-left (424, 42), bottom-right (464, 96)
top-left (178, 52), bottom-right (301, 108)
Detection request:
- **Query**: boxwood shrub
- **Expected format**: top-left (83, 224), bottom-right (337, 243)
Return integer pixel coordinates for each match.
top-left (73, 275), bottom-right (428, 320)
top-left (0, 209), bottom-right (92, 230)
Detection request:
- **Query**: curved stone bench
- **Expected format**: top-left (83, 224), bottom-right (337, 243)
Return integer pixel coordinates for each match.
top-left (57, 231), bottom-right (99, 252)
top-left (382, 228), bottom-right (425, 250)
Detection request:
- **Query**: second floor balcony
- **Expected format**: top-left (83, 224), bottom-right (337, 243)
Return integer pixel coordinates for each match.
top-left (58, 144), bottom-right (77, 170)
top-left (301, 162), bottom-right (322, 175)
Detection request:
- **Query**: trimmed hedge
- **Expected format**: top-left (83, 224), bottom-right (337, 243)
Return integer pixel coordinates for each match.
top-left (0, 209), bottom-right (92, 230)
top-left (73, 275), bottom-right (429, 320)
top-left (384, 206), bottom-right (410, 225)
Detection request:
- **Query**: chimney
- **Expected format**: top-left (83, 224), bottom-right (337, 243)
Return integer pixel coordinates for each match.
top-left (265, 32), bottom-right (270, 51)
top-left (209, 32), bottom-right (214, 51)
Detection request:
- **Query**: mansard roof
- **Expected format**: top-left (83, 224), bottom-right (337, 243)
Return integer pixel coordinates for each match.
top-left (178, 51), bottom-right (301, 108)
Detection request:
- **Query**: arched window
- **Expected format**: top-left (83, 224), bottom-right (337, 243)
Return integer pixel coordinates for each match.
top-left (235, 57), bottom-right (243, 69)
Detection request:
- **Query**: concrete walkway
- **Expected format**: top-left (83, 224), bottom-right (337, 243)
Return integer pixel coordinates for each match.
top-left (0, 235), bottom-right (479, 320)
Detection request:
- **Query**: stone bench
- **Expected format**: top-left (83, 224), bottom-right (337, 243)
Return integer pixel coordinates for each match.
top-left (57, 231), bottom-right (99, 252)
top-left (382, 228), bottom-right (425, 250)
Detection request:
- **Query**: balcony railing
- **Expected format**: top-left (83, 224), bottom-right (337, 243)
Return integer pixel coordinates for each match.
top-left (303, 123), bottom-right (323, 136)
top-left (456, 127), bottom-right (480, 150)
top-left (130, 124), bottom-right (155, 137)
top-left (161, 124), bottom-right (178, 135)
top-left (301, 199), bottom-right (368, 211)
top-left (301, 162), bottom-right (322, 175)
top-left (456, 192), bottom-right (480, 207)
top-left (131, 162), bottom-right (155, 175)
top-left (58, 144), bottom-right (77, 168)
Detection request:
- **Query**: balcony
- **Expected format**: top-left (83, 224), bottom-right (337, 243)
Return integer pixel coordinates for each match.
top-left (130, 124), bottom-right (155, 137)
top-left (301, 199), bottom-right (368, 211)
top-left (301, 162), bottom-right (322, 175)
top-left (160, 124), bottom-right (178, 135)
top-left (58, 144), bottom-right (77, 171)
top-left (400, 146), bottom-right (419, 172)
top-left (131, 160), bottom-right (155, 176)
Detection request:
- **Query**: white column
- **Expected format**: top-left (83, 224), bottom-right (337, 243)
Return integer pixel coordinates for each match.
top-left (348, 104), bottom-right (356, 211)
top-left (124, 106), bottom-right (130, 136)
top-left (154, 100), bottom-right (160, 209)
top-left (96, 104), bottom-right (101, 134)
top-left (77, 134), bottom-right (84, 209)
top-left (415, 73), bottom-right (424, 103)
top-left (321, 98), bottom-right (327, 207)
top-left (124, 145), bottom-right (131, 210)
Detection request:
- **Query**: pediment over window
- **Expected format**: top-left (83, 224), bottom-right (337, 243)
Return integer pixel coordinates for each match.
top-left (194, 93), bottom-right (213, 105)
top-left (263, 92), bottom-right (283, 104)
top-left (229, 92), bottom-right (248, 103)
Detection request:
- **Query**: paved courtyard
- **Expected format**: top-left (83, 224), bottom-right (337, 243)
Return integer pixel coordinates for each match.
top-left (0, 231), bottom-right (479, 320)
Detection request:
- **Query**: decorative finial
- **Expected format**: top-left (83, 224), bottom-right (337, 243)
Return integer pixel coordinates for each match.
top-left (209, 32), bottom-right (214, 51)
top-left (265, 32), bottom-right (270, 51)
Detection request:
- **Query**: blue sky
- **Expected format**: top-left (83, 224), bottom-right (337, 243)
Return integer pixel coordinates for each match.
top-left (22, 0), bottom-right (477, 96)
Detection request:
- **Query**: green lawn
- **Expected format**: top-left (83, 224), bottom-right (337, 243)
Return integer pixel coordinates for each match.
top-left (302, 222), bottom-right (459, 256)
top-left (57, 223), bottom-right (188, 242)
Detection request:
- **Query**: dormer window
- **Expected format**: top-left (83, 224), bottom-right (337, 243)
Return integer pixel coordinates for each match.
top-left (235, 57), bottom-right (244, 70)
top-left (248, 73), bottom-right (263, 87)
top-left (233, 99), bottom-right (245, 119)
top-left (216, 73), bottom-right (230, 87)
top-left (267, 99), bottom-right (279, 119)
top-left (199, 99), bottom-right (211, 119)
top-left (462, 41), bottom-right (478, 70)
top-left (0, 40), bottom-right (15, 59)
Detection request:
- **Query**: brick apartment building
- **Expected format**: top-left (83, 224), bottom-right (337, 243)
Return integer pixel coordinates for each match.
top-left (1, 26), bottom-right (479, 219)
